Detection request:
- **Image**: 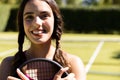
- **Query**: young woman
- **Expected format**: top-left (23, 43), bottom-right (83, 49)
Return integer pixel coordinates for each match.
top-left (0, 0), bottom-right (86, 80)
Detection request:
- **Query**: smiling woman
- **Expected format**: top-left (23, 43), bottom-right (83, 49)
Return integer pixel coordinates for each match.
top-left (23, 0), bottom-right (54, 44)
top-left (0, 0), bottom-right (86, 80)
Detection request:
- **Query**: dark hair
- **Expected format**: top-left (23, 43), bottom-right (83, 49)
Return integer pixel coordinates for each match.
top-left (10, 0), bottom-right (68, 77)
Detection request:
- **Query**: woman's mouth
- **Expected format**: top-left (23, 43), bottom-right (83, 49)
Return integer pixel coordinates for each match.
top-left (31, 30), bottom-right (46, 36)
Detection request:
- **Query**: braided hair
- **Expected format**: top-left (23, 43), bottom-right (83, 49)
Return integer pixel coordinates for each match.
top-left (10, 0), bottom-right (69, 77)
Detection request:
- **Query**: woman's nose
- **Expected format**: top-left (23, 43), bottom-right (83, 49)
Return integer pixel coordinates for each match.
top-left (34, 16), bottom-right (43, 27)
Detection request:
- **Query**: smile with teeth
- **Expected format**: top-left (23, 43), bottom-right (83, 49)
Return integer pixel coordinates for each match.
top-left (33, 31), bottom-right (43, 34)
top-left (32, 30), bottom-right (46, 35)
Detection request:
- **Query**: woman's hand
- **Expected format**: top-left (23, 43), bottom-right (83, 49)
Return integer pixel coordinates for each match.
top-left (7, 67), bottom-right (76, 80)
top-left (7, 69), bottom-right (29, 80)
top-left (53, 67), bottom-right (76, 80)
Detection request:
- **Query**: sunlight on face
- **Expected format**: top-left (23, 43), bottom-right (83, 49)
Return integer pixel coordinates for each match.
top-left (23, 0), bottom-right (54, 44)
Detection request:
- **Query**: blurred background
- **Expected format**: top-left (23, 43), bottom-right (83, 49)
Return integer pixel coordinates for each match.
top-left (0, 0), bottom-right (120, 80)
top-left (0, 0), bottom-right (120, 33)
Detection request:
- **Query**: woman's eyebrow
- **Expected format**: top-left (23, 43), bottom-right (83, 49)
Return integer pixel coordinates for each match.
top-left (23, 11), bottom-right (51, 16)
top-left (24, 12), bottom-right (34, 16)
top-left (40, 11), bottom-right (49, 14)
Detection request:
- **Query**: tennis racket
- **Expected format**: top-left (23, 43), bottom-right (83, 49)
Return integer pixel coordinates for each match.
top-left (19, 58), bottom-right (68, 80)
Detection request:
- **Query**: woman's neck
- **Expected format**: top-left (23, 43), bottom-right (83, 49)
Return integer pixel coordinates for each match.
top-left (26, 40), bottom-right (56, 60)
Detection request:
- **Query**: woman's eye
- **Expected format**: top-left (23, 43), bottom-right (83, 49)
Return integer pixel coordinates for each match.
top-left (41, 14), bottom-right (49, 19)
top-left (25, 15), bottom-right (34, 21)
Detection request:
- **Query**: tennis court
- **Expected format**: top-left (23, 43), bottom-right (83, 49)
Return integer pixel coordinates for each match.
top-left (0, 32), bottom-right (120, 80)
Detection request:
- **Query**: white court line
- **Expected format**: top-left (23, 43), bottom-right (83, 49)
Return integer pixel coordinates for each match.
top-left (0, 48), bottom-right (17, 56)
top-left (85, 40), bottom-right (104, 73)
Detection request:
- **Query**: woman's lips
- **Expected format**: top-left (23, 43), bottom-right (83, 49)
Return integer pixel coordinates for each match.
top-left (33, 30), bottom-right (43, 34)
top-left (31, 30), bottom-right (46, 36)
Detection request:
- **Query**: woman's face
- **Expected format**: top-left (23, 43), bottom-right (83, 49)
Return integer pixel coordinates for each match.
top-left (23, 0), bottom-right (54, 44)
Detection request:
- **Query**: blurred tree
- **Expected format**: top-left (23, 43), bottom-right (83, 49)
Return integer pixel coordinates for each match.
top-left (113, 0), bottom-right (120, 4)
top-left (0, 0), bottom-right (21, 4)
top-left (16, 0), bottom-right (22, 4)
top-left (103, 0), bottom-right (120, 5)
top-left (67, 0), bottom-right (74, 4)
top-left (8, 0), bottom-right (16, 4)
top-left (67, 0), bottom-right (81, 5)
top-left (56, 0), bottom-right (62, 5)
top-left (104, 0), bottom-right (113, 4)
top-left (1, 0), bottom-right (8, 3)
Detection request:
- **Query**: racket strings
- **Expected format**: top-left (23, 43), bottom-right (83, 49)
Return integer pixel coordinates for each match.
top-left (24, 61), bottom-right (59, 80)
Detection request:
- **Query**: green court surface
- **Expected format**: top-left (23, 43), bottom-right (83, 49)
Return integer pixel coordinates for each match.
top-left (0, 32), bottom-right (120, 80)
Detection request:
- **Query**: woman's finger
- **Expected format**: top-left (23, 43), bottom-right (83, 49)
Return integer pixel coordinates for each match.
top-left (54, 67), bottom-right (69, 79)
top-left (17, 68), bottom-right (29, 80)
top-left (7, 76), bottom-right (21, 80)
top-left (63, 73), bottom-right (76, 80)
top-left (58, 67), bottom-right (69, 76)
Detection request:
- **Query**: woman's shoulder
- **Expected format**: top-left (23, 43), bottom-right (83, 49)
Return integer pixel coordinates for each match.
top-left (67, 53), bottom-right (84, 66)
top-left (61, 50), bottom-right (85, 67)
top-left (0, 56), bottom-right (14, 65)
top-left (0, 56), bottom-right (14, 70)
top-left (0, 56), bottom-right (14, 79)
top-left (61, 50), bottom-right (82, 62)
top-left (63, 51), bottom-right (86, 80)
